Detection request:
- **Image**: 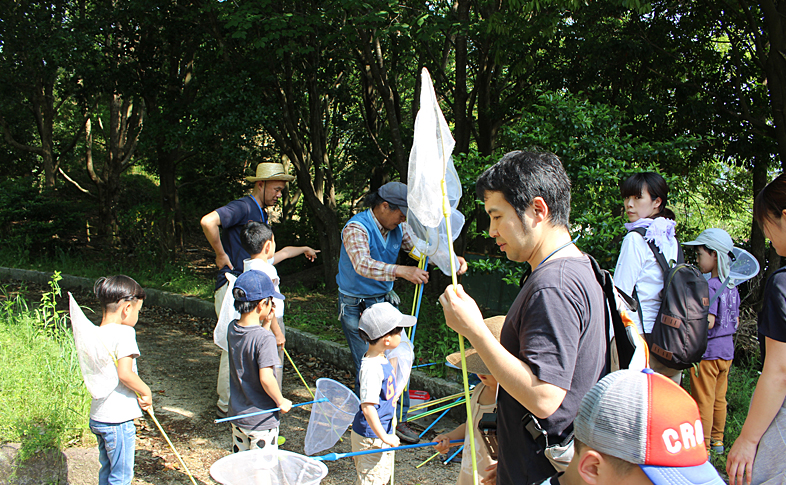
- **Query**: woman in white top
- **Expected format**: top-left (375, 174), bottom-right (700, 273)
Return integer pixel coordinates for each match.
top-left (613, 173), bottom-right (681, 378)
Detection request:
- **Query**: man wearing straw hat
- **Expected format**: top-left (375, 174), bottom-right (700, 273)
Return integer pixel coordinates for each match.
top-left (201, 161), bottom-right (295, 417)
top-left (440, 151), bottom-right (607, 485)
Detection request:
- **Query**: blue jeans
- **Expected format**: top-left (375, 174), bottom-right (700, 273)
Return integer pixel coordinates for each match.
top-left (338, 292), bottom-right (410, 420)
top-left (90, 418), bottom-right (136, 485)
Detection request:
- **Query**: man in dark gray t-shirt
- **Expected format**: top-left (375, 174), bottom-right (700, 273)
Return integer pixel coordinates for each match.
top-left (440, 151), bottom-right (607, 485)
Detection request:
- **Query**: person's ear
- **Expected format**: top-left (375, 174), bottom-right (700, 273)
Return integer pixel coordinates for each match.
top-left (264, 239), bottom-right (274, 253)
top-left (530, 197), bottom-right (549, 223)
top-left (576, 449), bottom-right (603, 484)
top-left (653, 197), bottom-right (663, 212)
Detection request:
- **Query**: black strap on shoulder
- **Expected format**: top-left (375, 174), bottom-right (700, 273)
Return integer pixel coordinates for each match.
top-left (587, 254), bottom-right (634, 370)
top-left (709, 276), bottom-right (732, 307)
top-left (629, 227), bottom-right (684, 271)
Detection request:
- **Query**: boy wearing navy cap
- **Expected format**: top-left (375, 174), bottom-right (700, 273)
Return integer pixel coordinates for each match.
top-left (227, 269), bottom-right (292, 453)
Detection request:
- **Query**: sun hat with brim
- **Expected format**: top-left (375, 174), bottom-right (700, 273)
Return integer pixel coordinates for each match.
top-left (446, 315), bottom-right (505, 375)
top-left (682, 228), bottom-right (736, 283)
top-left (245, 162), bottom-right (295, 183)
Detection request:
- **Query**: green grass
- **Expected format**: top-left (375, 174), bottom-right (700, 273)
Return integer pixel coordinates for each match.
top-left (0, 245), bottom-right (214, 300)
top-left (0, 280), bottom-right (91, 461)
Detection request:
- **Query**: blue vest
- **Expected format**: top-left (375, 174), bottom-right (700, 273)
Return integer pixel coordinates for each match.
top-left (336, 210), bottom-right (403, 298)
top-left (352, 359), bottom-right (397, 438)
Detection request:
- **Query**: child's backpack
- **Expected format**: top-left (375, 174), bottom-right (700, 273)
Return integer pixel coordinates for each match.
top-left (629, 228), bottom-right (710, 370)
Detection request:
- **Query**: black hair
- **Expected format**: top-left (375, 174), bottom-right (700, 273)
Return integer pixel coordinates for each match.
top-left (359, 326), bottom-right (404, 346)
top-left (754, 172), bottom-right (786, 228)
top-left (232, 287), bottom-right (273, 314)
top-left (94, 275), bottom-right (146, 312)
top-left (240, 221), bottom-right (274, 255)
top-left (475, 150), bottom-right (571, 229)
top-left (620, 172), bottom-right (675, 220)
top-left (364, 191), bottom-right (399, 212)
top-left (573, 439), bottom-right (636, 476)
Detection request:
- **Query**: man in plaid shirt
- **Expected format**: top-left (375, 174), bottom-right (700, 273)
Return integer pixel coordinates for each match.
top-left (336, 181), bottom-right (467, 444)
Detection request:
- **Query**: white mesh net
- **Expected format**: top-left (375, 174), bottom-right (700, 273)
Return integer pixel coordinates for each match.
top-left (386, 331), bottom-right (414, 401)
top-left (214, 273), bottom-right (239, 351)
top-left (210, 448), bottom-right (328, 485)
top-left (711, 247), bottom-right (760, 288)
top-left (304, 378), bottom-right (360, 456)
top-left (69, 293), bottom-right (118, 399)
top-left (406, 68), bottom-right (464, 276)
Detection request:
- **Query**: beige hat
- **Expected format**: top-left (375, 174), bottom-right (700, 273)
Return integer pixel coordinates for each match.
top-left (245, 162), bottom-right (295, 183)
top-left (446, 315), bottom-right (505, 375)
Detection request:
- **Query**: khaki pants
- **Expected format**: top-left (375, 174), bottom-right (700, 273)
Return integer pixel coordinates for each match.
top-left (690, 358), bottom-right (732, 447)
top-left (351, 430), bottom-right (395, 485)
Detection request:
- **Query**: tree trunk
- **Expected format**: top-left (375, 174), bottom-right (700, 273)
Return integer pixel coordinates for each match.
top-left (86, 94), bottom-right (145, 244)
top-left (158, 149), bottom-right (183, 251)
top-left (761, 0), bottom-right (786, 166)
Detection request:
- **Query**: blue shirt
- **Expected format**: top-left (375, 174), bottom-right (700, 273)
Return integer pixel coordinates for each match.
top-left (214, 195), bottom-right (267, 289)
top-left (352, 355), bottom-right (396, 438)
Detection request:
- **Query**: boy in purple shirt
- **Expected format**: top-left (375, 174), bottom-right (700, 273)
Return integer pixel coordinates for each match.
top-left (684, 228), bottom-right (740, 454)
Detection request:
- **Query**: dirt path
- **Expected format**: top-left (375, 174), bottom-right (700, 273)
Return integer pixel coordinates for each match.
top-left (13, 285), bottom-right (464, 485)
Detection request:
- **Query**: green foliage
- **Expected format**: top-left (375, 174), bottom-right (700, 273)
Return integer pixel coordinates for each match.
top-left (499, 90), bottom-right (701, 266)
top-left (0, 279), bottom-right (91, 461)
top-left (0, 179), bottom-right (86, 258)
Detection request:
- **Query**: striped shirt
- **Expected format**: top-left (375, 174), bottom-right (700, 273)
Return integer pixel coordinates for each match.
top-left (342, 211), bottom-right (416, 281)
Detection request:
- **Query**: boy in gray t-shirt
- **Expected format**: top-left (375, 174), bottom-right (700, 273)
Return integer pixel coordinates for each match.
top-left (227, 270), bottom-right (292, 452)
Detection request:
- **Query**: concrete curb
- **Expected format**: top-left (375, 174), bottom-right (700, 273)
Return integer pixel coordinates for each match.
top-left (0, 267), bottom-right (464, 414)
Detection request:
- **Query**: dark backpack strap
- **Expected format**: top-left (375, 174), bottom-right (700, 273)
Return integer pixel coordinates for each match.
top-left (630, 227), bottom-right (672, 273)
top-left (587, 254), bottom-right (635, 369)
top-left (708, 276), bottom-right (731, 307)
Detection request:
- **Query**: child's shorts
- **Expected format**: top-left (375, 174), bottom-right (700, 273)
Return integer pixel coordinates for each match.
top-left (351, 430), bottom-right (395, 485)
top-left (231, 424), bottom-right (279, 453)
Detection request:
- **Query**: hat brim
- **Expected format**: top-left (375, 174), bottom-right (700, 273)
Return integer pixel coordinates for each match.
top-left (245, 175), bottom-right (296, 183)
top-left (641, 460), bottom-right (724, 485)
top-left (446, 349), bottom-right (491, 375)
top-left (399, 314), bottom-right (416, 328)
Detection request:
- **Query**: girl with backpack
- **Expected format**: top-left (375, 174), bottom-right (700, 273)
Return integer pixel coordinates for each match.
top-left (727, 173), bottom-right (786, 485)
top-left (613, 172), bottom-right (682, 382)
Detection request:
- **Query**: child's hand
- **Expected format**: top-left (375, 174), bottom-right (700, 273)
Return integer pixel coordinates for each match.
top-left (303, 247), bottom-right (320, 262)
top-left (138, 393), bottom-right (153, 412)
top-left (275, 333), bottom-right (286, 349)
top-left (382, 433), bottom-right (400, 448)
top-left (433, 434), bottom-right (452, 453)
top-left (279, 398), bottom-right (292, 413)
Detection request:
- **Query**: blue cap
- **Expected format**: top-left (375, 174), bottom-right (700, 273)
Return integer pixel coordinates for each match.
top-left (234, 270), bottom-right (285, 302)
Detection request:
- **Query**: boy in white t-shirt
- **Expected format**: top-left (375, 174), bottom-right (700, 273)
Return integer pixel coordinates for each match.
top-left (240, 221), bottom-right (318, 387)
top-left (89, 275), bottom-right (151, 485)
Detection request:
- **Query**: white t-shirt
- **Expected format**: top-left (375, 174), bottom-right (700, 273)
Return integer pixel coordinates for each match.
top-left (614, 231), bottom-right (679, 334)
top-left (89, 324), bottom-right (143, 423)
top-left (359, 355), bottom-right (389, 405)
top-left (243, 258), bottom-right (284, 319)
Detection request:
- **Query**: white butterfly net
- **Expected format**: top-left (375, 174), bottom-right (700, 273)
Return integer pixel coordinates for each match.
top-left (69, 292), bottom-right (118, 399)
top-left (210, 448), bottom-right (328, 485)
top-left (214, 273), bottom-right (239, 351)
top-left (702, 247), bottom-right (760, 288)
top-left (406, 68), bottom-right (464, 276)
top-left (386, 330), bottom-right (414, 401)
top-left (304, 378), bottom-right (360, 456)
